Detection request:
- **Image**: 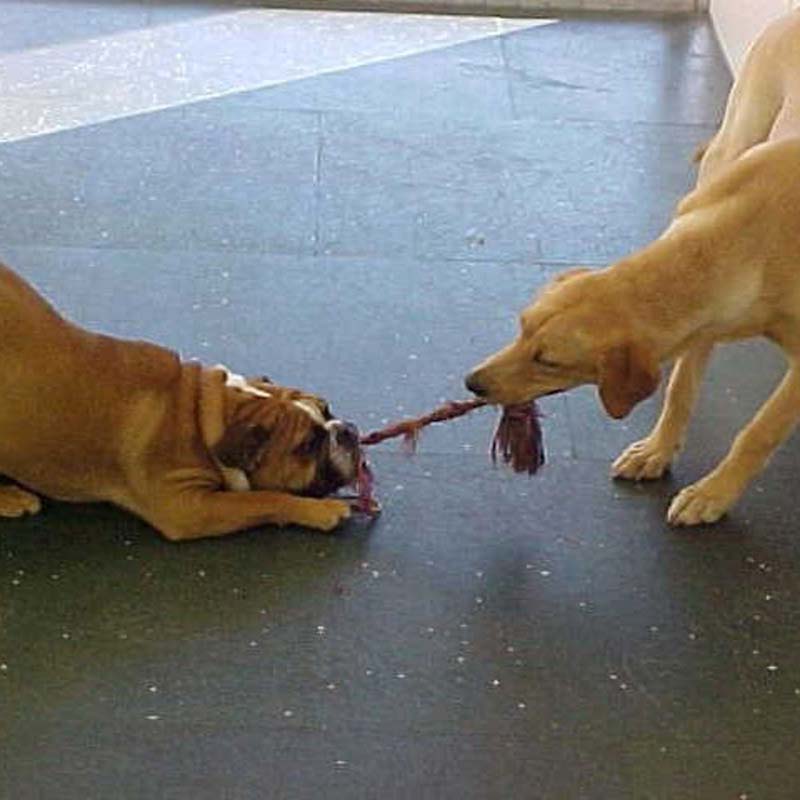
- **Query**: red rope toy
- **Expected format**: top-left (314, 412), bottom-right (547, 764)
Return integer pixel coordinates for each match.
top-left (352, 399), bottom-right (544, 515)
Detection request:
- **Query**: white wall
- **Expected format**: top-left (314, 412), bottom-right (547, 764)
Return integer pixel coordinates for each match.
top-left (710, 0), bottom-right (794, 74)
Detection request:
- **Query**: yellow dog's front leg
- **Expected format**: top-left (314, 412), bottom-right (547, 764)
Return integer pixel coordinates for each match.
top-left (668, 362), bottom-right (800, 526)
top-left (613, 341), bottom-right (713, 481)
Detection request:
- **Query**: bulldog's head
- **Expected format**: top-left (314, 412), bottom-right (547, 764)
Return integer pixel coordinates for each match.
top-left (206, 368), bottom-right (360, 497)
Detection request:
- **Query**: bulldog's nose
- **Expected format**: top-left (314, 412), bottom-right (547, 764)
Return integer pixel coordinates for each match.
top-left (465, 371), bottom-right (487, 397)
top-left (335, 421), bottom-right (360, 448)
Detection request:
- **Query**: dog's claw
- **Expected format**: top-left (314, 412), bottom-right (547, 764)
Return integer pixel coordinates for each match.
top-left (667, 482), bottom-right (729, 526)
top-left (612, 438), bottom-right (673, 481)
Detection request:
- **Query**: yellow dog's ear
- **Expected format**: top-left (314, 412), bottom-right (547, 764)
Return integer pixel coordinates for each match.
top-left (597, 343), bottom-right (660, 419)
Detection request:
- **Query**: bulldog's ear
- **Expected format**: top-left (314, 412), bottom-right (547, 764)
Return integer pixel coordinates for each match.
top-left (597, 343), bottom-right (660, 419)
top-left (212, 423), bottom-right (270, 472)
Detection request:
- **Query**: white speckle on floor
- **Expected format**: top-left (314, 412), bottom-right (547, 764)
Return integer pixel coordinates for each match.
top-left (283, 710), bottom-right (294, 718)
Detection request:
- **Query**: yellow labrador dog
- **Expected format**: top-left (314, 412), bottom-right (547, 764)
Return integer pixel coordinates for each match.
top-left (0, 264), bottom-right (357, 540)
top-left (467, 10), bottom-right (800, 526)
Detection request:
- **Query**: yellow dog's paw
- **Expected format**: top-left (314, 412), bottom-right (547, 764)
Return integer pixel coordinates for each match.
top-left (0, 486), bottom-right (42, 518)
top-left (667, 480), bottom-right (733, 526)
top-left (612, 438), bottom-right (674, 481)
top-left (302, 498), bottom-right (351, 532)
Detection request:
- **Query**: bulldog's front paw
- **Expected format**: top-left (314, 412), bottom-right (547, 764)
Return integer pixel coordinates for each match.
top-left (612, 437), bottom-right (674, 481)
top-left (0, 485), bottom-right (42, 518)
top-left (301, 498), bottom-right (351, 532)
top-left (667, 478), bottom-right (736, 526)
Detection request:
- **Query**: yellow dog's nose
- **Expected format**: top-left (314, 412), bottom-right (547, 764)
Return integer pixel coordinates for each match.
top-left (464, 371), bottom-right (487, 397)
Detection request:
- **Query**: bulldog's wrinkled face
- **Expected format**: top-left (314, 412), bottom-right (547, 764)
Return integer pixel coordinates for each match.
top-left (212, 373), bottom-right (360, 497)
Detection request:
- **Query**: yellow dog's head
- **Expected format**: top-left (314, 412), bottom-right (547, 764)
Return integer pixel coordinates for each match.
top-left (465, 268), bottom-right (661, 418)
top-left (208, 369), bottom-right (360, 497)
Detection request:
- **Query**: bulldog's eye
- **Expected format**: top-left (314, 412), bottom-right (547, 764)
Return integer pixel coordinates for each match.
top-left (319, 402), bottom-right (333, 421)
top-left (295, 426), bottom-right (328, 457)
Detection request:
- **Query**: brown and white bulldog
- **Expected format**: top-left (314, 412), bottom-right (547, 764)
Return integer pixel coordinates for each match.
top-left (0, 263), bottom-right (358, 540)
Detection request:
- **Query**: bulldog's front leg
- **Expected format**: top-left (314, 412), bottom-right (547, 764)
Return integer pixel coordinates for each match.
top-left (151, 489), bottom-right (351, 541)
top-left (0, 484), bottom-right (42, 518)
top-left (668, 362), bottom-right (800, 525)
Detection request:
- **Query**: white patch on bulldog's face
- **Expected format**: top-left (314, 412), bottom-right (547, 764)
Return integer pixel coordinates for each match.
top-left (292, 398), bottom-right (326, 426)
top-left (218, 364), bottom-right (271, 398)
top-left (293, 400), bottom-right (358, 482)
top-left (325, 419), bottom-right (359, 478)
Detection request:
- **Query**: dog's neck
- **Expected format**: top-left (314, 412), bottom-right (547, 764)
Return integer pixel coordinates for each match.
top-left (608, 227), bottom-right (758, 364)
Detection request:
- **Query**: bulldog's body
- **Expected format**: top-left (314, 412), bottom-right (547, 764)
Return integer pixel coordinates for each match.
top-left (0, 264), bottom-right (355, 540)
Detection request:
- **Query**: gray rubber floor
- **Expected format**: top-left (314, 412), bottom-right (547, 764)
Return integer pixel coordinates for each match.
top-left (2, 7), bottom-right (799, 800)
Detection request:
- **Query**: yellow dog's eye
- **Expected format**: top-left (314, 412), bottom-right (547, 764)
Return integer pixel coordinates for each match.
top-left (533, 353), bottom-right (559, 369)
